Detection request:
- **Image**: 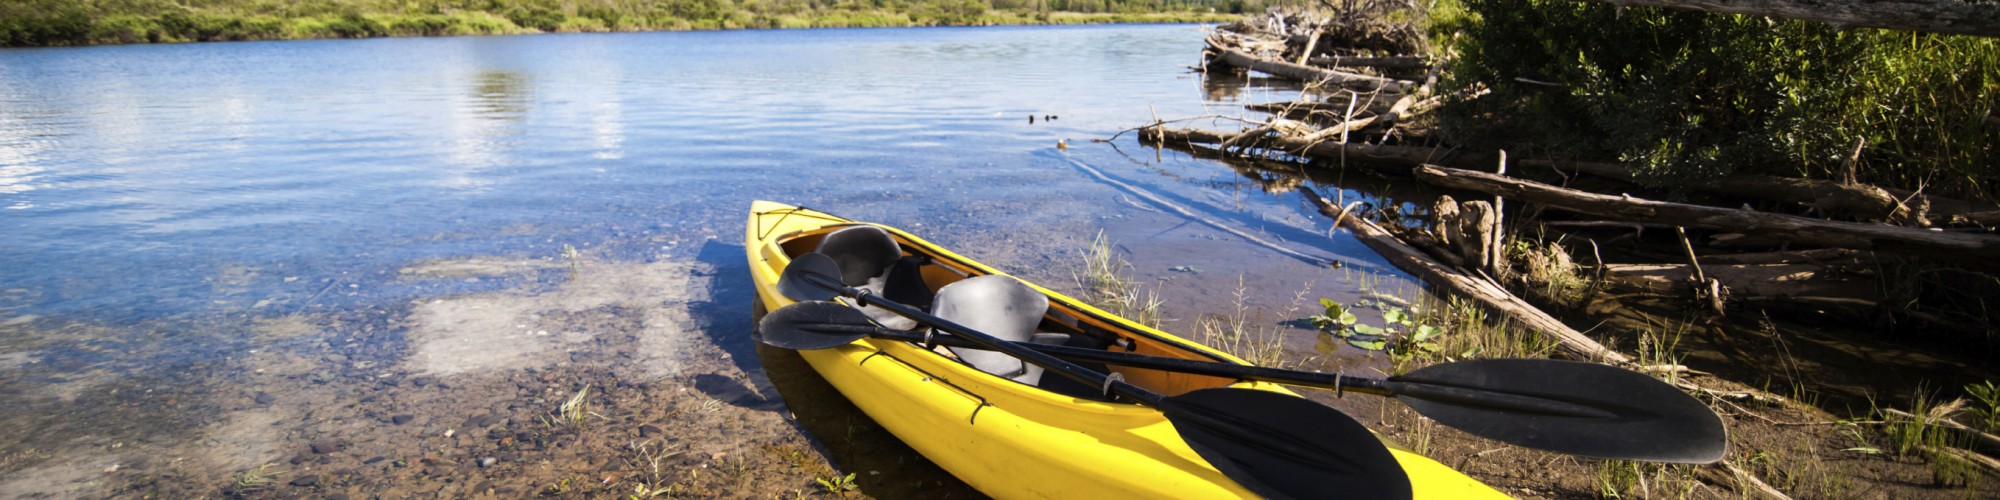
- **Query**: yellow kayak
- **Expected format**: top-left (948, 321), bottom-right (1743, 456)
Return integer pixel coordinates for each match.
top-left (746, 200), bottom-right (1505, 499)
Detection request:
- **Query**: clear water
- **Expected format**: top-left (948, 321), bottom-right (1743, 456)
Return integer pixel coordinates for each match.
top-left (0, 25), bottom-right (1421, 495)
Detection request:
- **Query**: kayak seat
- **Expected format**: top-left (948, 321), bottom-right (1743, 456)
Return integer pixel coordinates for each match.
top-left (815, 225), bottom-right (935, 329)
top-left (934, 275), bottom-right (1051, 386)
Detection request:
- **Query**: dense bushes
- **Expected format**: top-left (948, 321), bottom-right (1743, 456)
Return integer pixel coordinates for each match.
top-left (1438, 0), bottom-right (1999, 201)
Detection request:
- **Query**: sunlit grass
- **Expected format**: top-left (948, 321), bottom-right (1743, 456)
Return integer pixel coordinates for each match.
top-left (1070, 231), bottom-right (1165, 329)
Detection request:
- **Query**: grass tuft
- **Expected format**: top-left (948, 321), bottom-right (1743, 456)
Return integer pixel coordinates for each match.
top-left (540, 384), bottom-right (602, 431)
top-left (1071, 231), bottom-right (1164, 328)
top-left (1192, 276), bottom-right (1298, 367)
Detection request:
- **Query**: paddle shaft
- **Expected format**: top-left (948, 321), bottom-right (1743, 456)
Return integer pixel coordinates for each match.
top-left (804, 273), bottom-right (1165, 405)
top-left (797, 273), bottom-right (1377, 468)
top-left (814, 323), bottom-right (1613, 419)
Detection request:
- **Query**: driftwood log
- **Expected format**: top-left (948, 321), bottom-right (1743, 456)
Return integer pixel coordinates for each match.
top-left (1148, 125), bottom-right (1996, 227)
top-left (1947, 210), bottom-right (2000, 227)
top-left (1305, 55), bottom-right (1427, 70)
top-left (1411, 165), bottom-right (2000, 263)
top-left (1563, 0), bottom-right (2000, 37)
top-left (1142, 126), bottom-right (1473, 173)
top-left (1246, 99), bottom-right (1398, 119)
top-left (1603, 263), bottom-right (1877, 303)
top-left (1546, 161), bottom-right (1999, 225)
top-left (1205, 43), bottom-right (1416, 93)
top-left (1297, 188), bottom-right (1633, 364)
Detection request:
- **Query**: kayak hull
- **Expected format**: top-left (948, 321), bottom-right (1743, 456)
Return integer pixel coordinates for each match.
top-left (746, 201), bottom-right (1503, 499)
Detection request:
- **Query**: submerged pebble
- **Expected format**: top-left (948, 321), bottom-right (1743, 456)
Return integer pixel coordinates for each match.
top-left (310, 441), bottom-right (342, 454)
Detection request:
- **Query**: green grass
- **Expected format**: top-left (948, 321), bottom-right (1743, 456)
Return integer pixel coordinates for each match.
top-left (1070, 231), bottom-right (1165, 328)
top-left (541, 384), bottom-right (603, 431)
top-left (1192, 275), bottom-right (1299, 367)
top-left (227, 464), bottom-right (286, 495)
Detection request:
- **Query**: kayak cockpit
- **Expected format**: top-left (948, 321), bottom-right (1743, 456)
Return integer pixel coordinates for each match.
top-left (770, 222), bottom-right (1248, 400)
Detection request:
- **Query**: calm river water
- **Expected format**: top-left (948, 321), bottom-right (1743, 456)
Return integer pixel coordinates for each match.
top-left (0, 25), bottom-right (1419, 497)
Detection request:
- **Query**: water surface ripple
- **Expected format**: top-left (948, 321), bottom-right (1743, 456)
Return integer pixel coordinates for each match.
top-left (0, 25), bottom-right (1420, 496)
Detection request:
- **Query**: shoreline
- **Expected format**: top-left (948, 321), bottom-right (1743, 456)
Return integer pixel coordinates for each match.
top-left (1, 11), bottom-right (1242, 48)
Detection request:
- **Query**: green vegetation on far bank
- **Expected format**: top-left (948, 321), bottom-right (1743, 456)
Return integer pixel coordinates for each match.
top-left (0, 0), bottom-right (1253, 47)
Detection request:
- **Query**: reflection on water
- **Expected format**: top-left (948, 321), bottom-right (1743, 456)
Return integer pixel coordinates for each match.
top-left (0, 25), bottom-right (1438, 496)
top-left (1199, 71), bottom-right (1310, 103)
top-left (468, 71), bottom-right (531, 121)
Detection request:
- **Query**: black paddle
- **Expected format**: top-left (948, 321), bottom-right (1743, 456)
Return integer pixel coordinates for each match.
top-left (771, 252), bottom-right (1413, 499)
top-left (764, 300), bottom-right (1728, 464)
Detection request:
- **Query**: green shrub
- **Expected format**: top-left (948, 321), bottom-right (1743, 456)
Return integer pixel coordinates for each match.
top-left (504, 6), bottom-right (568, 32)
top-left (1439, 0), bottom-right (1999, 201)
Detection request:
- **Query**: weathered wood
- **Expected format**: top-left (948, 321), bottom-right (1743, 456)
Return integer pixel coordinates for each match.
top-left (1295, 27), bottom-right (1324, 66)
top-left (1246, 99), bottom-right (1397, 119)
top-left (1714, 460), bottom-right (1795, 500)
top-left (1306, 55), bottom-right (1427, 69)
top-left (1151, 124), bottom-right (1991, 228)
top-left (1431, 195), bottom-right (1463, 250)
top-left (1546, 161), bottom-right (1945, 223)
top-left (1142, 126), bottom-right (1475, 173)
top-left (1563, 0), bottom-right (2000, 37)
top-left (1297, 187), bottom-right (1633, 364)
top-left (1206, 42), bottom-right (1416, 92)
top-left (1412, 164), bottom-right (2000, 262)
top-left (1460, 200), bottom-right (1503, 276)
top-left (1604, 263), bottom-right (1878, 302)
top-left (1948, 210), bottom-right (2000, 227)
top-left (1698, 248), bottom-right (1861, 265)
top-left (1541, 220), bottom-right (1674, 234)
top-left (1296, 92), bottom-right (1437, 143)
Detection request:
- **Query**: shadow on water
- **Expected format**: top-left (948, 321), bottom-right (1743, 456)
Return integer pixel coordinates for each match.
top-left (689, 240), bottom-right (784, 411)
top-left (750, 327), bottom-right (981, 498)
top-left (691, 240), bottom-right (978, 497)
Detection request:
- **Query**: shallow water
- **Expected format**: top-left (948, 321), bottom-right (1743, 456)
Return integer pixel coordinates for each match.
top-left (0, 25), bottom-right (1424, 496)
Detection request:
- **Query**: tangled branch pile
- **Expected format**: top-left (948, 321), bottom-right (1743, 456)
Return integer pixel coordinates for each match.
top-left (1147, 3), bottom-right (2000, 352)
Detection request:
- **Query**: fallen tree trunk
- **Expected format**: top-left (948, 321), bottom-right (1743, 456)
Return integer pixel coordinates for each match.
top-left (1246, 99), bottom-right (1397, 118)
top-left (1546, 162), bottom-right (1991, 224)
top-left (1697, 248), bottom-right (1862, 265)
top-left (1563, 0), bottom-right (2000, 38)
top-left (1298, 93), bottom-right (1426, 142)
top-left (1947, 210), bottom-right (2000, 227)
top-left (1151, 124), bottom-right (1991, 225)
top-left (1305, 55), bottom-right (1427, 70)
top-left (1142, 126), bottom-right (1483, 173)
top-left (1411, 165), bottom-right (2000, 263)
top-left (1297, 187), bottom-right (1633, 364)
top-left (1206, 43), bottom-right (1416, 93)
top-left (1603, 263), bottom-right (1879, 302)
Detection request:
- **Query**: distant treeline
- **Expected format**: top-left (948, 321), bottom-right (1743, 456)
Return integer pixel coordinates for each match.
top-left (0, 0), bottom-right (1259, 47)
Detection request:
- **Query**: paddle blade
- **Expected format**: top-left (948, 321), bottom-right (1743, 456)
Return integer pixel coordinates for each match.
top-left (1394, 359), bottom-right (1727, 464)
top-left (1164, 388), bottom-right (1411, 500)
top-left (777, 252), bottom-right (843, 301)
top-left (757, 301), bottom-right (872, 350)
